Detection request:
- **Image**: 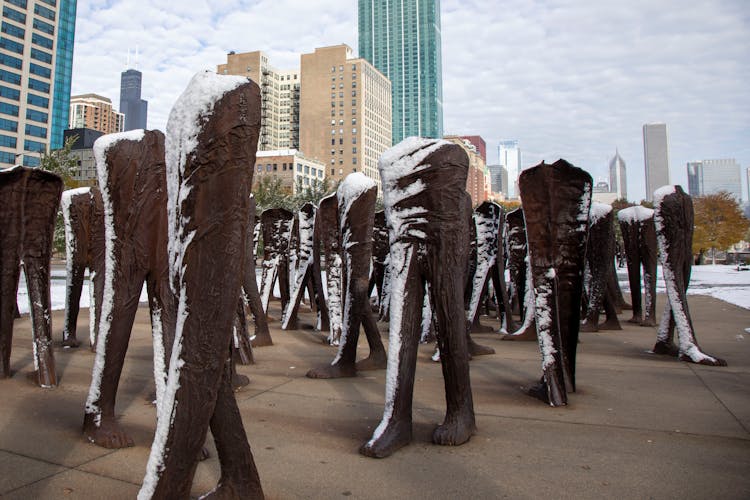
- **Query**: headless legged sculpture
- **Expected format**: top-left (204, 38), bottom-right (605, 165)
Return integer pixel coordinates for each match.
top-left (652, 186), bottom-right (726, 366)
top-left (83, 129), bottom-right (175, 449)
top-left (520, 160), bottom-right (591, 407)
top-left (61, 187), bottom-right (105, 349)
top-left (362, 138), bottom-right (475, 458)
top-left (138, 71), bottom-right (263, 499)
top-left (307, 174), bottom-right (386, 378)
top-left (503, 208), bottom-right (536, 341)
top-left (617, 206), bottom-right (657, 326)
top-left (313, 194), bottom-right (342, 345)
top-left (258, 208), bottom-right (293, 319)
top-left (581, 203), bottom-right (621, 332)
top-left (0, 166), bottom-right (62, 387)
top-left (282, 203), bottom-right (317, 330)
top-left (244, 197), bottom-right (271, 347)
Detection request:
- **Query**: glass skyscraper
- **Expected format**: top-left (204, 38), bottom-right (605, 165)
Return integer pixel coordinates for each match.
top-left (358, 0), bottom-right (443, 144)
top-left (120, 68), bottom-right (148, 131)
top-left (0, 0), bottom-right (77, 167)
top-left (51, 0), bottom-right (77, 150)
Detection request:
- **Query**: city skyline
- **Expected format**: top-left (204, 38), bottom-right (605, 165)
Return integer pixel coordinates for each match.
top-left (69, 0), bottom-right (749, 202)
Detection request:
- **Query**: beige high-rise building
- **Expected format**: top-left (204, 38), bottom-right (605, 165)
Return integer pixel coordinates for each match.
top-left (300, 45), bottom-right (391, 189)
top-left (218, 45), bottom-right (391, 190)
top-left (69, 94), bottom-right (124, 135)
top-left (218, 51), bottom-right (300, 151)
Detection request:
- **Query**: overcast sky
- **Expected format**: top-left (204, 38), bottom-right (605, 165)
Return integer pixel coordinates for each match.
top-left (71, 0), bottom-right (750, 202)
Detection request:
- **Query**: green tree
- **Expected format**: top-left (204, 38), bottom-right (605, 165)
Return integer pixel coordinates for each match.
top-left (252, 176), bottom-right (294, 212)
top-left (38, 135), bottom-right (80, 256)
top-left (692, 191), bottom-right (750, 264)
top-left (292, 177), bottom-right (338, 209)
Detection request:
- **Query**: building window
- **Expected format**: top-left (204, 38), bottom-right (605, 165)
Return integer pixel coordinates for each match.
top-left (2, 7), bottom-right (26, 25)
top-left (0, 102), bottom-right (19, 116)
top-left (24, 139), bottom-right (45, 152)
top-left (27, 93), bottom-right (48, 108)
top-left (339, 138), bottom-right (343, 145)
top-left (0, 117), bottom-right (17, 132)
top-left (352, 99), bottom-right (356, 106)
top-left (331, 66), bottom-right (336, 72)
top-left (352, 147), bottom-right (357, 154)
top-left (331, 139), bottom-right (335, 145)
top-left (0, 53), bottom-right (22, 70)
top-left (0, 37), bottom-right (24, 54)
top-left (331, 168), bottom-right (334, 175)
top-left (297, 164), bottom-right (303, 172)
top-left (0, 133), bottom-right (16, 148)
top-left (29, 63), bottom-right (51, 78)
top-left (273, 164), bottom-right (277, 171)
top-left (0, 69), bottom-right (20, 85)
top-left (31, 33), bottom-right (54, 50)
top-left (28, 78), bottom-right (50, 93)
top-left (352, 158), bottom-right (357, 165)
top-left (0, 85), bottom-right (20, 100)
top-left (30, 48), bottom-right (52, 64)
top-left (32, 18), bottom-right (55, 35)
top-left (1, 21), bottom-right (25, 39)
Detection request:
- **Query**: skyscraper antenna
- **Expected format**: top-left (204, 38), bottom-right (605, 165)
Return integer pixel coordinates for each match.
top-left (135, 45), bottom-right (139, 70)
top-left (126, 48), bottom-right (131, 69)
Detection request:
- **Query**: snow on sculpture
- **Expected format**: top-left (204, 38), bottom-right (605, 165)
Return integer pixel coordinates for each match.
top-left (307, 173), bottom-right (387, 378)
top-left (519, 160), bottom-right (591, 407)
top-left (361, 138), bottom-right (476, 458)
top-left (581, 202), bottom-right (621, 332)
top-left (311, 193), bottom-right (340, 341)
top-left (617, 205), bottom-right (657, 326)
top-left (138, 71), bottom-right (263, 499)
top-left (258, 207), bottom-right (293, 321)
top-left (82, 129), bottom-right (176, 449)
top-left (61, 187), bottom-right (105, 349)
top-left (651, 185), bottom-right (727, 366)
top-left (502, 207), bottom-right (537, 341)
top-left (282, 202), bottom-right (319, 330)
top-left (0, 166), bottom-right (63, 387)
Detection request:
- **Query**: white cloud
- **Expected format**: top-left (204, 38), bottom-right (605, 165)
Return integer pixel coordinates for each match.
top-left (71, 0), bottom-right (750, 201)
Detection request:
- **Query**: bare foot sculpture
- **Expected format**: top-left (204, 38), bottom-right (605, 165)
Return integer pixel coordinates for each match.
top-left (652, 185), bottom-right (727, 366)
top-left (312, 193), bottom-right (342, 344)
top-left (61, 187), bottom-right (105, 349)
top-left (307, 174), bottom-right (386, 378)
top-left (581, 202), bottom-right (621, 332)
top-left (617, 206), bottom-right (657, 326)
top-left (243, 196), bottom-right (271, 347)
top-left (138, 71), bottom-right (264, 499)
top-left (258, 208), bottom-right (293, 320)
top-left (282, 202), bottom-right (318, 330)
top-left (361, 138), bottom-right (476, 458)
top-left (0, 166), bottom-right (62, 387)
top-left (82, 129), bottom-right (175, 449)
top-left (520, 160), bottom-right (591, 406)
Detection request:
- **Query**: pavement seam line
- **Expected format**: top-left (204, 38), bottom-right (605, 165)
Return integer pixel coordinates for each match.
top-left (687, 363), bottom-right (750, 435)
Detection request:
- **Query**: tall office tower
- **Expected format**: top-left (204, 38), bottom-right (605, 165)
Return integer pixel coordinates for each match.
top-left (460, 135), bottom-right (486, 163)
top-left (608, 150), bottom-right (627, 200)
top-left (358, 0), bottom-right (443, 144)
top-left (69, 94), bottom-right (124, 134)
top-left (686, 161), bottom-right (703, 197)
top-left (119, 68), bottom-right (147, 131)
top-left (218, 50), bottom-right (300, 151)
top-left (0, 0), bottom-right (77, 167)
top-left (686, 159), bottom-right (742, 201)
top-left (299, 45), bottom-right (391, 189)
top-left (643, 123), bottom-right (670, 201)
top-left (498, 140), bottom-right (521, 198)
top-left (487, 164), bottom-right (508, 198)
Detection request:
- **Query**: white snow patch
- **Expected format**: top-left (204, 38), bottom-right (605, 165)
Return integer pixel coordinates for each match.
top-left (589, 202), bottom-right (612, 225)
top-left (617, 205), bottom-right (654, 224)
top-left (337, 173), bottom-right (376, 224)
top-left (92, 130), bottom-right (146, 169)
top-left (653, 185), bottom-right (677, 205)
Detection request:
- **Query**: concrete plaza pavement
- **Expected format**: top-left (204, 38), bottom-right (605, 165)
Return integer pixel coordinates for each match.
top-left (0, 294), bottom-right (749, 499)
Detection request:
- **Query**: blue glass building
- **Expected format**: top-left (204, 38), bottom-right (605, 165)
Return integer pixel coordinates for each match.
top-left (51, 0), bottom-right (77, 150)
top-left (358, 0), bottom-right (444, 144)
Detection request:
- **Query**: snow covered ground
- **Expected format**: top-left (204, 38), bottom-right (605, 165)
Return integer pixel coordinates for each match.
top-left (15, 263), bottom-right (750, 315)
